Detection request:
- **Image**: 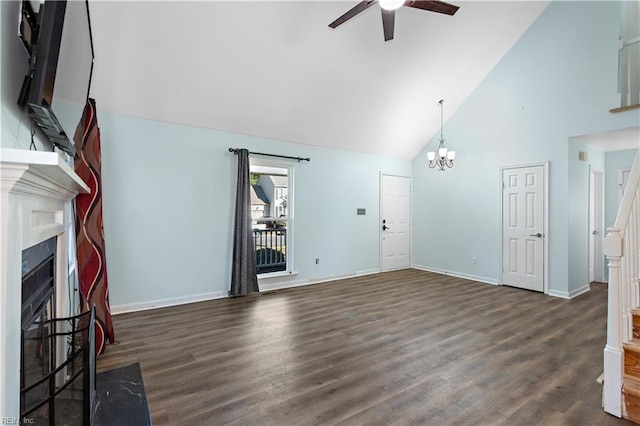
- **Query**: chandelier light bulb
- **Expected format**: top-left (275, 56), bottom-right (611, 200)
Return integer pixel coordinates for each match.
top-left (380, 0), bottom-right (404, 11)
top-left (447, 151), bottom-right (456, 160)
top-left (438, 147), bottom-right (448, 158)
top-left (427, 151), bottom-right (436, 161)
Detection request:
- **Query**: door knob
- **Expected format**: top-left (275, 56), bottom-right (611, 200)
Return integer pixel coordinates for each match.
top-left (529, 233), bottom-right (542, 238)
top-left (382, 225), bottom-right (390, 231)
top-left (592, 230), bottom-right (598, 235)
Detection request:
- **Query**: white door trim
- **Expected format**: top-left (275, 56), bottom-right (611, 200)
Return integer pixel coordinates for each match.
top-left (619, 168), bottom-right (632, 206)
top-left (380, 173), bottom-right (412, 272)
top-left (499, 162), bottom-right (549, 294)
top-left (589, 167), bottom-right (604, 283)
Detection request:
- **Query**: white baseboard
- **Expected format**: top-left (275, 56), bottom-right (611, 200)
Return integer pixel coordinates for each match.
top-left (547, 289), bottom-right (570, 299)
top-left (570, 284), bottom-right (591, 298)
top-left (261, 269), bottom-right (381, 292)
top-left (411, 264), bottom-right (499, 285)
top-left (111, 291), bottom-right (228, 315)
top-left (548, 284), bottom-right (591, 300)
top-left (114, 266), bottom-right (533, 314)
top-left (113, 270), bottom-right (383, 313)
top-left (111, 267), bottom-right (592, 314)
top-left (356, 268), bottom-right (380, 276)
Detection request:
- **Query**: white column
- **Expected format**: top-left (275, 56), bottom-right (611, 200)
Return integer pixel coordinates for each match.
top-left (0, 165), bottom-right (29, 420)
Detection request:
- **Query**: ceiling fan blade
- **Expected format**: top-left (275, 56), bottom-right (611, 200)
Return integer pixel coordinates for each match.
top-left (406, 0), bottom-right (459, 16)
top-left (329, 1), bottom-right (377, 28)
top-left (381, 9), bottom-right (395, 41)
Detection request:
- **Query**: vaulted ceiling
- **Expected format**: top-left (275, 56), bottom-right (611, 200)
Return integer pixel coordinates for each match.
top-left (89, 1), bottom-right (549, 160)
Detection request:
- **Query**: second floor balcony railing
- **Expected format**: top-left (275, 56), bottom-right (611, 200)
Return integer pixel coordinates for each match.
top-left (618, 38), bottom-right (640, 109)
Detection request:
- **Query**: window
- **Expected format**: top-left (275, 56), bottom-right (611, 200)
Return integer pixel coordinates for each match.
top-left (249, 160), bottom-right (294, 276)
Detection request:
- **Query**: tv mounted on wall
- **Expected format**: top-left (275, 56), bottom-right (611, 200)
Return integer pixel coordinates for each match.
top-left (18, 0), bottom-right (95, 157)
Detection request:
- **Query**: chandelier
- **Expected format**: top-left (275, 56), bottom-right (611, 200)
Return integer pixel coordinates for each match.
top-left (427, 99), bottom-right (455, 171)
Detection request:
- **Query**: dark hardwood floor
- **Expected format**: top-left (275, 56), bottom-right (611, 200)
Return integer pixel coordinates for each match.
top-left (97, 269), bottom-right (634, 425)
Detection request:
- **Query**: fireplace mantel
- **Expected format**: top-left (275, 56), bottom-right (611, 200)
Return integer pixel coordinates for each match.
top-left (0, 148), bottom-right (89, 419)
top-left (2, 148), bottom-right (88, 197)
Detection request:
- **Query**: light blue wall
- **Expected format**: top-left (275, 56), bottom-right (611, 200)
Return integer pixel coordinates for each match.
top-left (412, 1), bottom-right (640, 296)
top-left (605, 149), bottom-right (637, 230)
top-left (568, 140), bottom-right (604, 292)
top-left (98, 112), bottom-right (411, 309)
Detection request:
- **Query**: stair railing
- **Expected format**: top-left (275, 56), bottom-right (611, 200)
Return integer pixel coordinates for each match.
top-left (617, 38), bottom-right (640, 108)
top-left (604, 149), bottom-right (640, 417)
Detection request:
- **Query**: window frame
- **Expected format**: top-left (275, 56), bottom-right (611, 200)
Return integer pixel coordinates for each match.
top-left (249, 158), bottom-right (295, 277)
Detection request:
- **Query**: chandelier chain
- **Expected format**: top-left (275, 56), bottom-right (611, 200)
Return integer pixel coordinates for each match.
top-left (439, 99), bottom-right (444, 142)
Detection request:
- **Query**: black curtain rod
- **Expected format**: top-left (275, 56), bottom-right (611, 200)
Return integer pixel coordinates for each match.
top-left (228, 148), bottom-right (310, 162)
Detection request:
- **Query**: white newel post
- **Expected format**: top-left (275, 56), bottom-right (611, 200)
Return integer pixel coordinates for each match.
top-left (604, 226), bottom-right (624, 417)
top-left (0, 149), bottom-right (89, 420)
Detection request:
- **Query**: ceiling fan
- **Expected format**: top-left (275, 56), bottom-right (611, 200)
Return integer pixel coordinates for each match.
top-left (329, 0), bottom-right (460, 42)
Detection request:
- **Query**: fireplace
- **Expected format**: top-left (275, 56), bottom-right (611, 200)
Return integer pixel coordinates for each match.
top-left (1, 149), bottom-right (90, 421)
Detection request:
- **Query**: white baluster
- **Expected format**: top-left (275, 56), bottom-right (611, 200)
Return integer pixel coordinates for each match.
top-left (631, 200), bottom-right (639, 310)
top-left (636, 197), bottom-right (640, 308)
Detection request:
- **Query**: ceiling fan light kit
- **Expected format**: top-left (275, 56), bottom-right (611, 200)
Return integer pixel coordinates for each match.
top-left (427, 99), bottom-right (455, 171)
top-left (380, 0), bottom-right (404, 11)
top-left (329, 0), bottom-right (460, 42)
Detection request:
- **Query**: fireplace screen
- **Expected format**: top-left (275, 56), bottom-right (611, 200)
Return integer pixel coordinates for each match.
top-left (21, 300), bottom-right (53, 420)
top-left (21, 245), bottom-right (56, 421)
top-left (20, 238), bottom-right (96, 425)
top-left (20, 308), bottom-right (97, 425)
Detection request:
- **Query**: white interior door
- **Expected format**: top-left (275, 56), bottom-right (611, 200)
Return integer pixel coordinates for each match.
top-left (589, 169), bottom-right (604, 283)
top-left (381, 175), bottom-right (411, 271)
top-left (502, 165), bottom-right (545, 292)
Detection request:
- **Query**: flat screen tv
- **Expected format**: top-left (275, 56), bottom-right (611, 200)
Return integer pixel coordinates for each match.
top-left (18, 0), bottom-right (94, 156)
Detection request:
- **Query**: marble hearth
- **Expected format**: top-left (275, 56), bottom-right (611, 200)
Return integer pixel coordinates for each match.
top-left (0, 148), bottom-right (89, 419)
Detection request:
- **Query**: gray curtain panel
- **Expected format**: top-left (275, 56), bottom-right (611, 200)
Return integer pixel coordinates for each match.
top-left (230, 149), bottom-right (259, 297)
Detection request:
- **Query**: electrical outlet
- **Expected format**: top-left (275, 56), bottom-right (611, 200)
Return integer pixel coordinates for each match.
top-left (472, 257), bottom-right (478, 265)
top-left (315, 258), bottom-right (319, 265)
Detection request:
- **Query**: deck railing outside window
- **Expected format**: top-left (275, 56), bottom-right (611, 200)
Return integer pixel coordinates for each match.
top-left (254, 228), bottom-right (286, 274)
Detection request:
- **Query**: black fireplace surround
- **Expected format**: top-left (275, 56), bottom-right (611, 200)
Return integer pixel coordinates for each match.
top-left (21, 238), bottom-right (96, 425)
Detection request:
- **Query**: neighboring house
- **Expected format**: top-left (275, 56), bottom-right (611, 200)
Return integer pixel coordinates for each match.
top-left (251, 185), bottom-right (270, 221)
top-left (258, 175), bottom-right (288, 217)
